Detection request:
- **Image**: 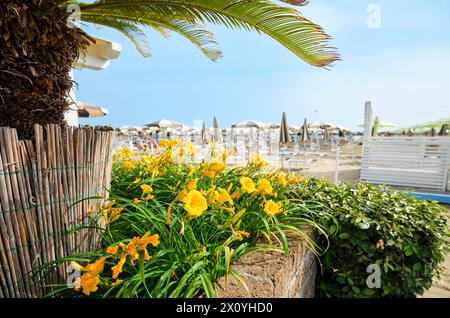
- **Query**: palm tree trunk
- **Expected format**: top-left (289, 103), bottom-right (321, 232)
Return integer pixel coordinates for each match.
top-left (0, 0), bottom-right (90, 138)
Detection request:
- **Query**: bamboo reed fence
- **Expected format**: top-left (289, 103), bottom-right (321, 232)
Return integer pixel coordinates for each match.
top-left (0, 124), bottom-right (114, 298)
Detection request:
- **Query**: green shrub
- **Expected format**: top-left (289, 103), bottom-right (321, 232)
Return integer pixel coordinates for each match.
top-left (291, 179), bottom-right (450, 298)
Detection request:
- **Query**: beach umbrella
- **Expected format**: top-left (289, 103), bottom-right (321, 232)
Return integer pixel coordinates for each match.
top-left (120, 125), bottom-right (142, 131)
top-left (212, 116), bottom-right (221, 142)
top-left (231, 120), bottom-right (268, 129)
top-left (431, 127), bottom-right (436, 137)
top-left (323, 127), bottom-right (329, 141)
top-left (309, 121), bottom-right (332, 129)
top-left (438, 124), bottom-right (448, 136)
top-left (145, 119), bottom-right (184, 129)
top-left (301, 118), bottom-right (310, 143)
top-left (279, 112), bottom-right (292, 144)
top-left (77, 102), bottom-right (109, 118)
top-left (201, 121), bottom-right (208, 144)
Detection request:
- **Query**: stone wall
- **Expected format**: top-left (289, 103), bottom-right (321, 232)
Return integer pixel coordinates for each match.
top-left (219, 238), bottom-right (316, 298)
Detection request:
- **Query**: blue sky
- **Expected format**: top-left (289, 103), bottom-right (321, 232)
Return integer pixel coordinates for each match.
top-left (75, 0), bottom-right (450, 130)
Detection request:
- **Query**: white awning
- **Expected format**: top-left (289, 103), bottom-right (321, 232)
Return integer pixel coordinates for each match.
top-left (74, 36), bottom-right (122, 71)
top-left (77, 102), bottom-right (109, 118)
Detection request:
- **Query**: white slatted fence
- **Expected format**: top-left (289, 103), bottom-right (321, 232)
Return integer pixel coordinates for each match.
top-left (361, 138), bottom-right (450, 191)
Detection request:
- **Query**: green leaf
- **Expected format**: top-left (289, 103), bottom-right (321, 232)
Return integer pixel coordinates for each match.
top-left (339, 233), bottom-right (350, 240)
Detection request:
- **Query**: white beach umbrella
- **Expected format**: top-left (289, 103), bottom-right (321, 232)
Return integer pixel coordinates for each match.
top-left (231, 120), bottom-right (268, 129)
top-left (145, 119), bottom-right (184, 129)
top-left (120, 125), bottom-right (142, 131)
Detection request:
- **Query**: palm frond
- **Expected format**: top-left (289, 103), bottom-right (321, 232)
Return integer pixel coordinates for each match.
top-left (76, 0), bottom-right (339, 67)
top-left (81, 15), bottom-right (152, 57)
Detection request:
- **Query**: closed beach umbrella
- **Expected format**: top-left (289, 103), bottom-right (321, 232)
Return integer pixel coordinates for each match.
top-left (301, 118), bottom-right (310, 143)
top-left (431, 127), bottom-right (436, 137)
top-left (439, 124), bottom-right (448, 136)
top-left (201, 121), bottom-right (208, 144)
top-left (323, 127), bottom-right (329, 141)
top-left (212, 116), bottom-right (221, 142)
top-left (279, 112), bottom-right (292, 144)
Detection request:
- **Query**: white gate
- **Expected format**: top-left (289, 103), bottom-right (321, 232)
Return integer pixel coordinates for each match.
top-left (361, 138), bottom-right (450, 191)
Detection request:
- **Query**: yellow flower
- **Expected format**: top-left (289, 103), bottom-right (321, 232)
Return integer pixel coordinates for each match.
top-left (217, 188), bottom-right (233, 205)
top-left (106, 245), bottom-right (119, 255)
top-left (109, 207), bottom-right (124, 223)
top-left (144, 194), bottom-right (155, 201)
top-left (111, 255), bottom-right (127, 279)
top-left (235, 230), bottom-right (250, 241)
top-left (264, 200), bottom-right (283, 217)
top-left (187, 178), bottom-right (198, 190)
top-left (133, 198), bottom-right (141, 205)
top-left (70, 261), bottom-right (85, 272)
top-left (76, 273), bottom-right (100, 296)
top-left (231, 209), bottom-right (246, 224)
top-left (140, 184), bottom-right (153, 194)
top-left (121, 241), bottom-right (139, 262)
top-left (83, 257), bottom-right (107, 276)
top-left (251, 154), bottom-right (269, 169)
top-left (137, 233), bottom-right (160, 249)
top-left (257, 178), bottom-right (273, 195)
top-left (277, 172), bottom-right (287, 186)
top-left (111, 279), bottom-right (123, 287)
top-left (133, 178), bottom-right (142, 184)
top-left (186, 142), bottom-right (196, 156)
top-left (122, 160), bottom-right (135, 170)
top-left (240, 177), bottom-right (256, 194)
top-left (182, 190), bottom-right (208, 218)
top-left (209, 161), bottom-right (226, 174)
top-left (114, 147), bottom-right (134, 159)
top-left (175, 190), bottom-right (187, 201)
top-left (187, 164), bottom-right (195, 176)
top-left (201, 170), bottom-right (216, 178)
top-left (159, 139), bottom-right (180, 148)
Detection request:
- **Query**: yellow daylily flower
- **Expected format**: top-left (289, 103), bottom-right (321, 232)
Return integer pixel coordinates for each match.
top-left (159, 139), bottom-right (180, 149)
top-left (201, 170), bottom-right (216, 178)
top-left (75, 273), bottom-right (100, 296)
top-left (235, 230), bottom-right (250, 241)
top-left (240, 177), bottom-right (256, 194)
top-left (140, 184), bottom-right (153, 194)
top-left (209, 161), bottom-right (226, 174)
top-left (257, 178), bottom-right (273, 195)
top-left (230, 209), bottom-right (246, 224)
top-left (106, 245), bottom-right (119, 255)
top-left (122, 160), bottom-right (135, 170)
top-left (264, 200), bottom-right (283, 217)
top-left (176, 190), bottom-right (188, 201)
top-left (277, 172), bottom-right (288, 186)
top-left (111, 279), bottom-right (123, 287)
top-left (109, 207), bottom-right (124, 223)
top-left (111, 255), bottom-right (127, 279)
top-left (186, 142), bottom-right (196, 156)
top-left (133, 178), bottom-right (141, 184)
top-left (137, 234), bottom-right (160, 250)
top-left (187, 178), bottom-right (198, 190)
top-left (217, 188), bottom-right (233, 205)
top-left (133, 198), bottom-right (141, 205)
top-left (182, 190), bottom-right (208, 218)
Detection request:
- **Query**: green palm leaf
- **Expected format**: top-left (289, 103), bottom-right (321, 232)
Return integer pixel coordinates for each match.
top-left (72, 0), bottom-right (339, 66)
